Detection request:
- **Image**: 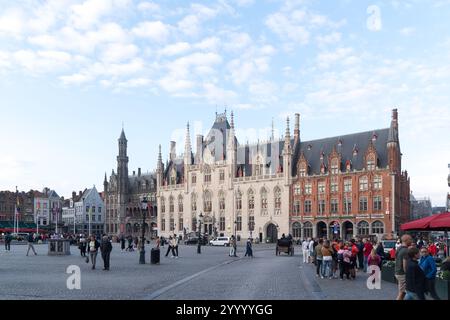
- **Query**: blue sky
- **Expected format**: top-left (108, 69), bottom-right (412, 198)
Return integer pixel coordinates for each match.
top-left (0, 0), bottom-right (449, 205)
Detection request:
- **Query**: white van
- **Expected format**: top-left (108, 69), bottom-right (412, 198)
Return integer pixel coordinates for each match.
top-left (209, 237), bottom-right (231, 247)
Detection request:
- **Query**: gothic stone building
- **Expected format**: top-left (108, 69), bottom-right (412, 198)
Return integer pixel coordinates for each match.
top-left (156, 112), bottom-right (294, 242)
top-left (104, 129), bottom-right (157, 238)
top-left (290, 109), bottom-right (410, 241)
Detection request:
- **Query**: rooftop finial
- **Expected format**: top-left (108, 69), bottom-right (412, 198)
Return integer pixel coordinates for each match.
top-left (231, 110), bottom-right (234, 129)
top-left (271, 117), bottom-right (275, 141)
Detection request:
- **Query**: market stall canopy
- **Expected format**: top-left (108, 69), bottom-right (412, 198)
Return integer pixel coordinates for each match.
top-left (401, 212), bottom-right (450, 231)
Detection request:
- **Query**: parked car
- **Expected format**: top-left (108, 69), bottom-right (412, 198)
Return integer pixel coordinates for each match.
top-left (209, 237), bottom-right (231, 247)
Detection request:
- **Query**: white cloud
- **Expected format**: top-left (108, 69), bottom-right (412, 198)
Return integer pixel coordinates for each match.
top-left (316, 32), bottom-right (342, 46)
top-left (132, 21), bottom-right (171, 42)
top-left (0, 51), bottom-right (12, 69)
top-left (177, 15), bottom-right (201, 37)
top-left (399, 27), bottom-right (416, 36)
top-left (233, 0), bottom-right (255, 7)
top-left (0, 8), bottom-right (26, 38)
top-left (101, 43), bottom-right (139, 62)
top-left (137, 1), bottom-right (160, 12)
top-left (60, 72), bottom-right (95, 85)
top-left (194, 37), bottom-right (221, 51)
top-left (317, 47), bottom-right (356, 69)
top-left (159, 42), bottom-right (191, 56)
top-left (69, 0), bottom-right (131, 30)
top-left (13, 50), bottom-right (72, 73)
top-left (265, 11), bottom-right (310, 45)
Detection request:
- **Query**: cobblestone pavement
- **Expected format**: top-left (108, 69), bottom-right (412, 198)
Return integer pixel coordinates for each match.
top-left (0, 243), bottom-right (396, 300)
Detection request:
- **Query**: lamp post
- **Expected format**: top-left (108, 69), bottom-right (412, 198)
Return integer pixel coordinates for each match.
top-left (139, 197), bottom-right (148, 264)
top-left (233, 219), bottom-right (237, 257)
top-left (197, 212), bottom-right (203, 254)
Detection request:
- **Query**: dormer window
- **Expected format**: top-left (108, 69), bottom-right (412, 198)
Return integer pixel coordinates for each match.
top-left (320, 164), bottom-right (326, 174)
top-left (331, 159), bottom-right (339, 174)
top-left (372, 133), bottom-right (378, 142)
top-left (367, 160), bottom-right (376, 171)
top-left (338, 139), bottom-right (342, 147)
top-left (346, 160), bottom-right (351, 172)
top-left (299, 163), bottom-right (307, 177)
top-left (307, 144), bottom-right (312, 151)
top-left (353, 147), bottom-right (358, 157)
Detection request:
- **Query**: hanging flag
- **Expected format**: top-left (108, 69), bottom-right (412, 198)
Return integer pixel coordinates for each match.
top-left (16, 194), bottom-right (20, 216)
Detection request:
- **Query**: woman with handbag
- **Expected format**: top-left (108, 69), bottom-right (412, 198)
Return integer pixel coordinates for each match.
top-left (87, 235), bottom-right (100, 270)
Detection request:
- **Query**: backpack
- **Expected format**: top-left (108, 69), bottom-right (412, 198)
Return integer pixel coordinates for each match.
top-left (337, 251), bottom-right (344, 262)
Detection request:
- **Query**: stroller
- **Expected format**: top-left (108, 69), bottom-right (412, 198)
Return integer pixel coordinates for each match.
top-left (126, 237), bottom-right (134, 251)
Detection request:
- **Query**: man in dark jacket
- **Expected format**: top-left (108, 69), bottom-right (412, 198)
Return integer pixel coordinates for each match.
top-left (405, 247), bottom-right (426, 300)
top-left (26, 233), bottom-right (37, 256)
top-left (356, 239), bottom-right (364, 270)
top-left (100, 235), bottom-right (113, 271)
top-left (4, 232), bottom-right (12, 251)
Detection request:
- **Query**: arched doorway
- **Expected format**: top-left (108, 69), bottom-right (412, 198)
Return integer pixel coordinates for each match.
top-left (292, 222), bottom-right (301, 239)
top-left (317, 221), bottom-right (327, 239)
top-left (342, 221), bottom-right (354, 240)
top-left (329, 221), bottom-right (340, 240)
top-left (202, 216), bottom-right (213, 235)
top-left (266, 223), bottom-right (278, 243)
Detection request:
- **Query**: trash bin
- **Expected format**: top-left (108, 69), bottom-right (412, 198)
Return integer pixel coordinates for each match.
top-left (151, 248), bottom-right (160, 264)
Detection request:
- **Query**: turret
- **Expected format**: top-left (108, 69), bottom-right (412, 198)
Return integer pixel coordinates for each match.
top-left (283, 117), bottom-right (292, 186)
top-left (156, 145), bottom-right (163, 188)
top-left (387, 108), bottom-right (401, 174)
top-left (184, 123), bottom-right (192, 192)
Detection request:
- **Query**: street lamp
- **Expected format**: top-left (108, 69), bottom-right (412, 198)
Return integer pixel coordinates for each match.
top-left (139, 197), bottom-right (148, 264)
top-left (233, 219), bottom-right (237, 257)
top-left (197, 212), bottom-right (203, 254)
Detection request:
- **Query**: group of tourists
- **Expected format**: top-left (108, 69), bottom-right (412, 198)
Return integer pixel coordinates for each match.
top-left (302, 237), bottom-right (386, 281)
top-left (77, 234), bottom-right (113, 271)
top-left (394, 234), bottom-right (449, 300)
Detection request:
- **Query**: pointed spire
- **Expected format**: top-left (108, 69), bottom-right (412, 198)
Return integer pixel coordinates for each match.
top-left (119, 127), bottom-right (127, 142)
top-left (104, 172), bottom-right (107, 183)
top-left (230, 110), bottom-right (235, 130)
top-left (271, 117), bottom-right (275, 141)
top-left (185, 122), bottom-right (192, 159)
top-left (388, 108), bottom-right (399, 143)
top-left (158, 144), bottom-right (162, 164)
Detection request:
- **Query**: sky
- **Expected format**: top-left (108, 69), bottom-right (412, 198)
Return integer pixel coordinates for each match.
top-left (0, 0), bottom-right (449, 206)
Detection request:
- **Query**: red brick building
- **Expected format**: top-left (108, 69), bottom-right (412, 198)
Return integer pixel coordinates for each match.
top-left (290, 109), bottom-right (410, 241)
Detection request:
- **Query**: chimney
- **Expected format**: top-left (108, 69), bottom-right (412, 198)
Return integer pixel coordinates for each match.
top-left (79, 191), bottom-right (82, 198)
top-left (170, 141), bottom-right (176, 161)
top-left (196, 135), bottom-right (203, 163)
top-left (133, 171), bottom-right (135, 176)
top-left (72, 191), bottom-right (76, 200)
top-left (138, 168), bottom-right (141, 177)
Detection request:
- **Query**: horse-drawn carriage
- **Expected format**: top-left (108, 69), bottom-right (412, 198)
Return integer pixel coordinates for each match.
top-left (276, 238), bottom-right (294, 256)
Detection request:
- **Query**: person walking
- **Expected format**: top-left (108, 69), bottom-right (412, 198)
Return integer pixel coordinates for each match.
top-left (100, 235), bottom-right (113, 271)
top-left (87, 235), bottom-right (100, 270)
top-left (405, 247), bottom-right (426, 300)
top-left (229, 235), bottom-right (236, 257)
top-left (395, 234), bottom-right (413, 300)
top-left (368, 249), bottom-right (381, 268)
top-left (308, 238), bottom-right (315, 264)
top-left (302, 239), bottom-right (309, 264)
top-left (419, 247), bottom-right (440, 300)
top-left (349, 240), bottom-right (358, 279)
top-left (79, 236), bottom-right (87, 257)
top-left (321, 241), bottom-right (334, 279)
top-left (165, 236), bottom-right (174, 258)
top-left (315, 239), bottom-right (324, 277)
top-left (4, 232), bottom-right (12, 251)
top-left (26, 233), bottom-right (37, 256)
top-left (155, 236), bottom-right (161, 249)
top-left (338, 244), bottom-right (352, 280)
top-left (363, 238), bottom-right (373, 273)
top-left (126, 236), bottom-right (134, 251)
top-left (244, 238), bottom-right (253, 258)
top-left (120, 234), bottom-right (126, 251)
top-left (173, 234), bottom-right (179, 258)
top-left (356, 238), bottom-right (364, 271)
